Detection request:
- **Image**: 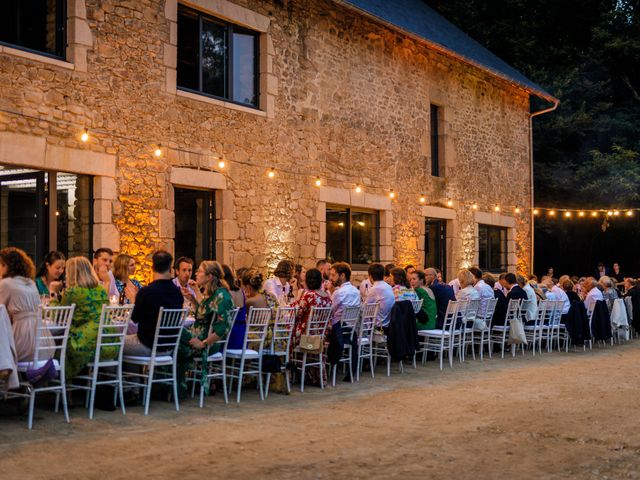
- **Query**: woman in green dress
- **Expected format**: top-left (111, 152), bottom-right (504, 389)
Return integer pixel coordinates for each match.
top-left (51, 256), bottom-right (113, 379)
top-left (35, 251), bottom-right (66, 297)
top-left (179, 261), bottom-right (234, 395)
top-left (409, 270), bottom-right (438, 330)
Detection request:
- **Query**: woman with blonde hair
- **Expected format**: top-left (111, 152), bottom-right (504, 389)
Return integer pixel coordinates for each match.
top-left (113, 254), bottom-right (142, 304)
top-left (456, 269), bottom-right (480, 301)
top-left (51, 256), bottom-right (113, 379)
top-left (179, 261), bottom-right (234, 394)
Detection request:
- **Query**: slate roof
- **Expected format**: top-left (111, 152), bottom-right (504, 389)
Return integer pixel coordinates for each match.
top-left (335, 0), bottom-right (557, 103)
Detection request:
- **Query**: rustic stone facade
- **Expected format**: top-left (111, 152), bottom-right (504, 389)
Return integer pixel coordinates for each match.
top-left (0, 0), bottom-right (535, 281)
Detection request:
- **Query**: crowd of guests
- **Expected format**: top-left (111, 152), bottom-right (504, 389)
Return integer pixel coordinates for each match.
top-left (2, 244), bottom-right (640, 396)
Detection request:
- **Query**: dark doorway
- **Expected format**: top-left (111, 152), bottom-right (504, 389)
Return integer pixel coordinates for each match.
top-left (174, 187), bottom-right (215, 265)
top-left (425, 218), bottom-right (447, 280)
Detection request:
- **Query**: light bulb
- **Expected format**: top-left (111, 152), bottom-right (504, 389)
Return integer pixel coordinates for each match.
top-left (564, 211), bottom-right (571, 218)
top-left (355, 185), bottom-right (362, 193)
top-left (626, 210), bottom-right (633, 217)
top-left (267, 169), bottom-right (275, 179)
top-left (607, 211), bottom-right (613, 216)
top-left (154, 147), bottom-right (162, 157)
top-left (218, 160), bottom-right (225, 169)
top-left (315, 177), bottom-right (322, 187)
top-left (447, 200), bottom-right (453, 207)
top-left (472, 203), bottom-right (478, 210)
top-left (549, 210), bottom-right (556, 216)
top-left (591, 212), bottom-right (598, 217)
top-left (514, 207), bottom-right (521, 214)
top-left (533, 209), bottom-right (539, 215)
top-left (494, 205), bottom-right (500, 212)
top-left (389, 190), bottom-right (395, 199)
top-left (613, 210), bottom-right (620, 216)
top-left (419, 195), bottom-right (426, 203)
top-left (578, 211), bottom-right (585, 217)
top-left (81, 130), bottom-right (89, 142)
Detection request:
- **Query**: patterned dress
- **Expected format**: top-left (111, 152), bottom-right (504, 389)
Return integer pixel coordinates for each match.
top-left (114, 278), bottom-right (143, 304)
top-left (290, 289), bottom-right (332, 386)
top-left (178, 287), bottom-right (234, 394)
top-left (52, 286), bottom-right (113, 379)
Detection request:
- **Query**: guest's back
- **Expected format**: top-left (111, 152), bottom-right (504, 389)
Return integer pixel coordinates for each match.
top-left (132, 278), bottom-right (184, 348)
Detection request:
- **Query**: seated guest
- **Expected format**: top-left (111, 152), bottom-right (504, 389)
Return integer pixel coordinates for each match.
top-left (179, 261), bottom-right (235, 394)
top-left (0, 247), bottom-right (53, 362)
top-left (404, 264), bottom-right (416, 275)
top-left (502, 273), bottom-right (528, 301)
top-left (456, 269), bottom-right (480, 301)
top-left (425, 267), bottom-right (456, 328)
top-left (485, 273), bottom-right (508, 326)
top-left (562, 279), bottom-right (581, 304)
top-left (389, 267), bottom-right (418, 302)
top-left (583, 277), bottom-right (604, 311)
top-left (235, 267), bottom-right (249, 289)
top-left (124, 251), bottom-right (184, 356)
top-left (518, 274), bottom-right (538, 322)
top-left (410, 270), bottom-right (437, 330)
top-left (365, 263), bottom-right (395, 329)
top-left (113, 254), bottom-right (142, 304)
top-left (291, 264), bottom-right (307, 302)
top-left (265, 260), bottom-right (294, 304)
top-left (35, 251), bottom-right (65, 297)
top-left (624, 278), bottom-right (640, 334)
top-left (359, 276), bottom-right (372, 301)
top-left (449, 277), bottom-right (461, 297)
top-left (173, 256), bottom-right (196, 300)
top-left (242, 270), bottom-right (277, 310)
top-left (329, 262), bottom-right (361, 325)
top-left (546, 276), bottom-right (571, 314)
top-left (92, 248), bottom-right (119, 299)
top-left (290, 268), bottom-right (332, 386)
top-left (316, 259), bottom-right (332, 292)
top-left (599, 276), bottom-right (618, 302)
top-left (612, 263), bottom-right (623, 281)
top-left (222, 264), bottom-right (247, 350)
top-left (384, 263), bottom-right (396, 285)
top-left (470, 267), bottom-right (494, 314)
top-left (51, 257), bottom-right (112, 379)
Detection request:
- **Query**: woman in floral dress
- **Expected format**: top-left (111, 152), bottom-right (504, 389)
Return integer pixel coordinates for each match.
top-left (290, 268), bottom-right (332, 386)
top-left (178, 261), bottom-right (234, 395)
top-left (51, 256), bottom-right (112, 379)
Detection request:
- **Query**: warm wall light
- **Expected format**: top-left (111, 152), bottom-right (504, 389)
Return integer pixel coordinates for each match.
top-left (447, 200), bottom-right (453, 207)
top-left (607, 211), bottom-right (613, 216)
top-left (613, 210), bottom-right (620, 216)
top-left (578, 211), bottom-right (585, 217)
top-left (419, 194), bottom-right (426, 203)
top-left (472, 203), bottom-right (478, 210)
top-left (389, 190), bottom-right (395, 199)
top-left (267, 168), bottom-right (275, 179)
top-left (315, 177), bottom-right (322, 187)
top-left (154, 146), bottom-right (162, 157)
top-left (356, 221), bottom-right (365, 226)
top-left (533, 209), bottom-right (539, 215)
top-left (338, 222), bottom-right (345, 227)
top-left (564, 211), bottom-right (571, 218)
top-left (355, 185), bottom-right (362, 193)
top-left (81, 129), bottom-right (89, 142)
top-left (514, 207), bottom-right (521, 214)
top-left (627, 210), bottom-right (634, 217)
top-left (549, 210), bottom-right (556, 216)
top-left (591, 211), bottom-right (598, 217)
top-left (218, 160), bottom-right (225, 169)
top-left (494, 205), bottom-right (501, 212)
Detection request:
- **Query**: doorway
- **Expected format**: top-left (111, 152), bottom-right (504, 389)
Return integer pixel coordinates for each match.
top-left (174, 187), bottom-right (215, 265)
top-left (424, 218), bottom-right (447, 281)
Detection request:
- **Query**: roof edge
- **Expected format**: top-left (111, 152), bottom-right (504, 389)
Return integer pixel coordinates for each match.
top-left (332, 0), bottom-right (559, 104)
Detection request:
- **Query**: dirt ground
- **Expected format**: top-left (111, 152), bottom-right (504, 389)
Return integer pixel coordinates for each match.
top-left (2, 342), bottom-right (640, 480)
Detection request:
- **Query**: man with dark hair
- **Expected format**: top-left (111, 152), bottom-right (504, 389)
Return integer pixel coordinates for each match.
top-left (173, 256), bottom-right (196, 299)
top-left (502, 273), bottom-right (528, 302)
top-left (316, 258), bottom-right (332, 292)
top-left (92, 247), bottom-right (118, 298)
top-left (470, 267), bottom-right (494, 314)
top-left (424, 267), bottom-right (455, 328)
top-left (383, 263), bottom-right (396, 285)
top-left (404, 264), bottom-right (416, 275)
top-left (124, 251), bottom-right (184, 356)
top-left (329, 262), bottom-right (360, 380)
top-left (365, 263), bottom-right (395, 328)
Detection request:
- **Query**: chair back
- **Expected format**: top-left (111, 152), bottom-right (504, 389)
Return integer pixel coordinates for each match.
top-left (93, 304), bottom-right (133, 365)
top-left (520, 300), bottom-right (532, 322)
top-left (442, 300), bottom-right (460, 333)
top-left (587, 301), bottom-right (596, 321)
top-left (33, 305), bottom-right (76, 376)
top-left (482, 298), bottom-right (498, 330)
top-left (150, 308), bottom-right (188, 361)
top-left (551, 301), bottom-right (564, 326)
top-left (341, 305), bottom-right (362, 330)
top-left (208, 307), bottom-right (240, 354)
top-left (240, 307), bottom-right (271, 354)
top-left (306, 306), bottom-right (332, 336)
top-left (505, 299), bottom-right (522, 326)
top-left (271, 306), bottom-right (297, 357)
top-left (410, 298), bottom-right (424, 315)
top-left (359, 302), bottom-right (379, 342)
top-left (543, 300), bottom-right (556, 326)
top-left (535, 300), bottom-right (548, 328)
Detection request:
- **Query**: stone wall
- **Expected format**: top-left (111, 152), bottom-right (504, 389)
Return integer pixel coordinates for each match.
top-left (0, 0), bottom-right (533, 281)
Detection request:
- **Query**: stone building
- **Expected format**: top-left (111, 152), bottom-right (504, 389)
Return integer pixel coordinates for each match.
top-left (0, 0), bottom-right (557, 281)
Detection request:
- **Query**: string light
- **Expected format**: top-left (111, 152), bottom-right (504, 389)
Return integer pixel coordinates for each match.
top-left (564, 211), bottom-right (571, 218)
top-left (578, 211), bottom-right (585, 217)
top-left (267, 168), bottom-right (275, 179)
top-left (494, 205), bottom-right (501, 212)
top-left (514, 206), bottom-right (521, 214)
top-left (315, 177), bottom-right (322, 187)
top-left (549, 210), bottom-right (556, 216)
top-left (355, 185), bottom-right (362, 193)
top-left (419, 194), bottom-right (426, 203)
top-left (472, 203), bottom-right (478, 210)
top-left (533, 209), bottom-right (539, 215)
top-left (627, 210), bottom-right (633, 217)
top-left (80, 129), bottom-right (89, 142)
top-left (591, 212), bottom-right (598, 217)
top-left (389, 190), bottom-right (395, 199)
top-left (154, 145), bottom-right (162, 157)
top-left (613, 210), bottom-right (620, 216)
top-left (447, 200), bottom-right (453, 207)
top-left (607, 211), bottom-right (613, 216)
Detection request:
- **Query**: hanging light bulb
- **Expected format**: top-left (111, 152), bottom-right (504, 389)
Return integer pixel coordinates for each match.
top-left (564, 211), bottom-right (571, 218)
top-left (471, 203), bottom-right (478, 210)
top-left (533, 209), bottom-right (539, 215)
top-left (218, 160), bottom-right (225, 169)
top-left (514, 206), bottom-right (521, 214)
top-left (389, 190), bottom-right (395, 199)
top-left (607, 211), bottom-right (613, 216)
top-left (578, 211), bottom-right (585, 217)
top-left (447, 200), bottom-right (453, 207)
top-left (267, 168), bottom-right (275, 179)
top-left (315, 177), bottom-right (322, 187)
top-left (591, 211), bottom-right (598, 217)
top-left (80, 129), bottom-right (89, 142)
top-left (626, 210), bottom-right (633, 217)
top-left (355, 185), bottom-right (362, 193)
top-left (494, 205), bottom-right (501, 212)
top-left (613, 210), bottom-right (620, 216)
top-left (154, 145), bottom-right (162, 157)
top-left (549, 210), bottom-right (556, 216)
top-left (419, 194), bottom-right (426, 204)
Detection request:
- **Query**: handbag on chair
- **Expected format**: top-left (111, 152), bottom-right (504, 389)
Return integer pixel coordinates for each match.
top-left (299, 334), bottom-right (323, 353)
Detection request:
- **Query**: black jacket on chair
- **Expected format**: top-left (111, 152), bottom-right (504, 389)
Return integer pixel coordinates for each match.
top-left (591, 300), bottom-right (613, 341)
top-left (562, 301), bottom-right (591, 346)
top-left (386, 301), bottom-right (418, 362)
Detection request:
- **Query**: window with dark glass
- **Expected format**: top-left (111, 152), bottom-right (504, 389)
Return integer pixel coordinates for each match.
top-left (177, 5), bottom-right (259, 107)
top-left (478, 224), bottom-right (508, 272)
top-left (430, 104), bottom-right (442, 176)
top-left (326, 206), bottom-right (379, 266)
top-left (174, 187), bottom-right (215, 266)
top-left (0, 0), bottom-right (66, 58)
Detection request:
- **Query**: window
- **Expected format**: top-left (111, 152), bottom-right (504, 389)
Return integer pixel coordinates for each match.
top-left (0, 0), bottom-right (66, 59)
top-left (478, 224), bottom-right (508, 272)
top-left (326, 206), bottom-right (379, 266)
top-left (430, 104), bottom-right (443, 176)
top-left (177, 5), bottom-right (259, 107)
top-left (174, 187), bottom-right (215, 266)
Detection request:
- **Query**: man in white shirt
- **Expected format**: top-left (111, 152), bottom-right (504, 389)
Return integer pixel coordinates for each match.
top-left (93, 247), bottom-right (119, 299)
top-left (330, 262), bottom-right (361, 381)
top-left (550, 281), bottom-right (571, 315)
top-left (264, 259), bottom-right (294, 304)
top-left (469, 267), bottom-right (494, 314)
top-left (518, 274), bottom-right (538, 322)
top-left (584, 277), bottom-right (604, 311)
top-left (172, 256), bottom-right (196, 299)
top-left (365, 263), bottom-right (395, 329)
